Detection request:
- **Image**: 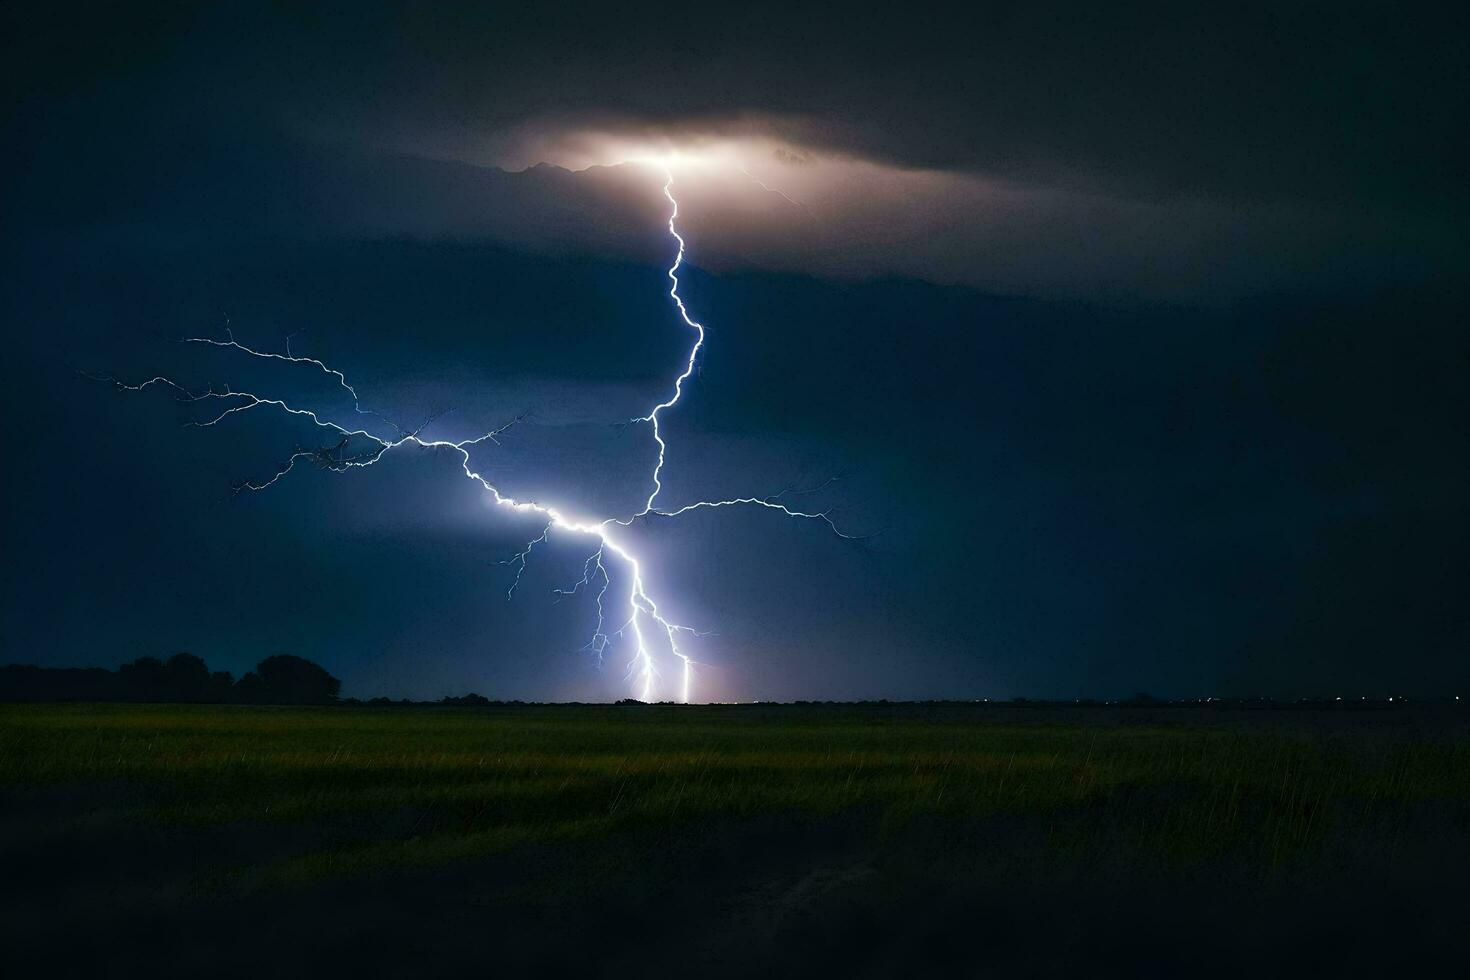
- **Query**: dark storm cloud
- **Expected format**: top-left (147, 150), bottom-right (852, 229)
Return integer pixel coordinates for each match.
top-left (302, 3), bottom-right (1458, 208)
top-left (9, 1), bottom-right (1465, 207)
top-left (7, 2), bottom-right (1462, 301)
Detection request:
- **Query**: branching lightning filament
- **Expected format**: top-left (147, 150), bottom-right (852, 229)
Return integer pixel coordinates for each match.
top-left (100, 168), bottom-right (855, 702)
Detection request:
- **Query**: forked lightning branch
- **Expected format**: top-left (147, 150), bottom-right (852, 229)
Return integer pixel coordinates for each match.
top-left (102, 168), bottom-right (854, 703)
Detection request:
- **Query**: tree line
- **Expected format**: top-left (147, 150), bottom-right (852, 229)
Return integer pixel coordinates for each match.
top-left (0, 653), bottom-right (341, 704)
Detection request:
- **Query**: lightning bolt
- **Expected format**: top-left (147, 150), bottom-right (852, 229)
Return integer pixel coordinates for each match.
top-left (632, 172), bottom-right (705, 517)
top-left (739, 165), bottom-right (820, 223)
top-left (97, 167), bottom-right (857, 702)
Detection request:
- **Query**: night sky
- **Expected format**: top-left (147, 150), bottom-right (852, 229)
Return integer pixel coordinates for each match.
top-left (3, 3), bottom-right (1464, 700)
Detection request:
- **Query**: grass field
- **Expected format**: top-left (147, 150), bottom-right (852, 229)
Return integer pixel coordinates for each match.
top-left (5, 702), bottom-right (1467, 878)
top-left (4, 702), bottom-right (1468, 976)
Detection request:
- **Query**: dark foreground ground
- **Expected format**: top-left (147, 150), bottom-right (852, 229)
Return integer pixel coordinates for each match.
top-left (3, 702), bottom-right (1468, 978)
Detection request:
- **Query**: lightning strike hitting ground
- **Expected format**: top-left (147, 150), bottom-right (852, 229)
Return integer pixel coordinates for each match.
top-left (100, 167), bottom-right (854, 702)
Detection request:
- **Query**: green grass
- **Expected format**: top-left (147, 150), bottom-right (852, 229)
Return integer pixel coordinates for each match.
top-left (3, 702), bottom-right (1467, 884)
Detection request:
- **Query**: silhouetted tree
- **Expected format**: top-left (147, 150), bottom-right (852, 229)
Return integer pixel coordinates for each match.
top-left (110, 653), bottom-right (234, 702)
top-left (163, 653), bottom-right (210, 700)
top-left (2, 653), bottom-right (328, 704)
top-left (234, 670), bottom-right (266, 702)
top-left (208, 670), bottom-right (235, 700)
top-left (118, 656), bottom-right (168, 700)
top-left (245, 654), bottom-right (341, 704)
top-left (0, 665), bottom-right (118, 701)
top-left (441, 693), bottom-right (491, 706)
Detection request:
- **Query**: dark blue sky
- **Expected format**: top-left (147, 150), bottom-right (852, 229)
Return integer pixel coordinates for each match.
top-left (3, 2), bottom-right (1464, 700)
